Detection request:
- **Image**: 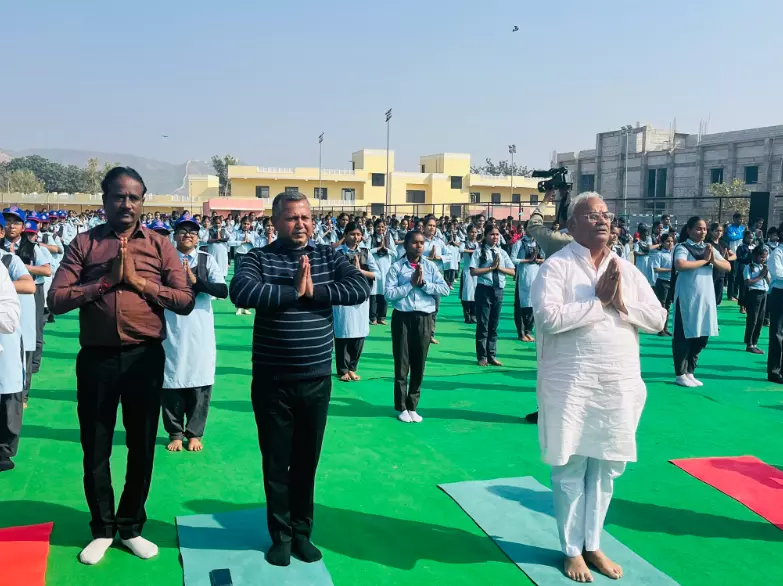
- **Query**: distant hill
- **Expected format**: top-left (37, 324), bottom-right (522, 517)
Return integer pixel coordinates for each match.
top-left (0, 148), bottom-right (214, 194)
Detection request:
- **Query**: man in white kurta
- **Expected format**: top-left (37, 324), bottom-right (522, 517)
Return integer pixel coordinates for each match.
top-left (531, 193), bottom-right (666, 583)
top-left (162, 214), bottom-right (228, 452)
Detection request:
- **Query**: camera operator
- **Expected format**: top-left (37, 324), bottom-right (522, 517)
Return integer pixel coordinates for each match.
top-left (527, 186), bottom-right (573, 259)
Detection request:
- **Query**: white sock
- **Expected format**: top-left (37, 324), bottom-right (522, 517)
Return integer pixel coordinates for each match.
top-left (409, 411), bottom-right (423, 423)
top-left (398, 410), bottom-right (412, 423)
top-left (121, 536), bottom-right (159, 560)
top-left (79, 538), bottom-right (114, 565)
top-left (687, 373), bottom-right (704, 387)
top-left (675, 375), bottom-right (696, 387)
top-left (236, 309), bottom-right (242, 315)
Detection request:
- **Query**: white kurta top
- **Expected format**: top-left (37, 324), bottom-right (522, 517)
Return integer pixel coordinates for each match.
top-left (333, 244), bottom-right (377, 339)
top-left (531, 241), bottom-right (667, 466)
top-left (673, 241), bottom-right (724, 338)
top-left (162, 250), bottom-right (223, 388)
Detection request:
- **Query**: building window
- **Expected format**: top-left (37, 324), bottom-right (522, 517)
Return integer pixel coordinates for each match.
top-left (646, 168), bottom-right (667, 212)
top-left (491, 193), bottom-right (501, 204)
top-left (406, 190), bottom-right (425, 204)
top-left (745, 165), bottom-right (759, 185)
top-left (313, 187), bottom-right (327, 200)
top-left (450, 176), bottom-right (463, 189)
top-left (530, 194), bottom-right (539, 205)
top-left (255, 186), bottom-right (269, 199)
top-left (285, 186), bottom-right (298, 193)
top-left (469, 192), bottom-right (480, 203)
top-left (711, 167), bottom-right (724, 184)
top-left (421, 165), bottom-right (426, 173)
top-left (341, 188), bottom-right (355, 201)
top-left (511, 194), bottom-right (521, 204)
top-left (371, 173), bottom-right (385, 187)
top-left (579, 174), bottom-right (595, 192)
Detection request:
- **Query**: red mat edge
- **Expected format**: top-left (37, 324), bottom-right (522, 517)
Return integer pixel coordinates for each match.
top-left (0, 522), bottom-right (54, 542)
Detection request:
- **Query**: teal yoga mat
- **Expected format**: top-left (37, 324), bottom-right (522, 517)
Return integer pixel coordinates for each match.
top-left (176, 508), bottom-right (334, 586)
top-left (439, 476), bottom-right (679, 585)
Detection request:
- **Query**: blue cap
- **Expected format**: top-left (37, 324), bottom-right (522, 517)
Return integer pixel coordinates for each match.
top-left (174, 212), bottom-right (200, 231)
top-left (27, 212), bottom-right (41, 224)
top-left (24, 220), bottom-right (39, 234)
top-left (2, 206), bottom-right (26, 223)
top-left (58, 210), bottom-right (67, 218)
top-left (0, 215), bottom-right (5, 228)
top-left (147, 219), bottom-right (171, 234)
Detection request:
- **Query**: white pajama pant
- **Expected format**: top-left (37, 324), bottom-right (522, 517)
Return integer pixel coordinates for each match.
top-left (551, 455), bottom-right (626, 557)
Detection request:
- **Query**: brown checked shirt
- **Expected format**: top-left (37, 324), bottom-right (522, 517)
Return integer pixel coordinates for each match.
top-left (48, 222), bottom-right (195, 347)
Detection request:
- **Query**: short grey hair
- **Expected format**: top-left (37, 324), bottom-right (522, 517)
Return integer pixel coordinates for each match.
top-left (272, 191), bottom-right (310, 219)
top-left (567, 191), bottom-right (604, 221)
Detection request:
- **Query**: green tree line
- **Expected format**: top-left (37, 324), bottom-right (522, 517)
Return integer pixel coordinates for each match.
top-left (0, 155), bottom-right (120, 194)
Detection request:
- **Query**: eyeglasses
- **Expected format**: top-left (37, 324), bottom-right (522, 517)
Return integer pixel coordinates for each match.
top-left (176, 229), bottom-right (199, 237)
top-left (581, 212), bottom-right (615, 224)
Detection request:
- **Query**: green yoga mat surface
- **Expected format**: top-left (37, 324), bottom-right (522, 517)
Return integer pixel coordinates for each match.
top-left (176, 508), bottom-right (333, 586)
top-left (439, 476), bottom-right (680, 585)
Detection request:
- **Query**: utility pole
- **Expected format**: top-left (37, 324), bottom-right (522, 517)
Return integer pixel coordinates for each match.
top-left (318, 133), bottom-right (324, 208)
top-left (621, 125), bottom-right (633, 219)
top-left (385, 109), bottom-right (392, 215)
top-left (509, 144), bottom-right (516, 214)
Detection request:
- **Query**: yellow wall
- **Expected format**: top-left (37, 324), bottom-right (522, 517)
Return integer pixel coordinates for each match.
top-left (231, 178), bottom-right (366, 201)
top-left (352, 149), bottom-right (394, 173)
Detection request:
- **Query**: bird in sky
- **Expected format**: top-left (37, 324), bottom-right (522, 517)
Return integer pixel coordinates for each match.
top-left (512, 25), bottom-right (519, 32)
top-left (162, 135), bottom-right (169, 138)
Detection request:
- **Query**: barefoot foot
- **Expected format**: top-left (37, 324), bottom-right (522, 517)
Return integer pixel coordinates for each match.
top-left (186, 438), bottom-right (203, 452)
top-left (584, 550), bottom-right (622, 580)
top-left (338, 373), bottom-right (352, 382)
top-left (166, 439), bottom-right (183, 452)
top-left (348, 371), bottom-right (361, 381)
top-left (564, 554), bottom-right (593, 582)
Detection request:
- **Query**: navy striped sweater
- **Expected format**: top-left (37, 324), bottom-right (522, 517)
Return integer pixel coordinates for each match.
top-left (229, 240), bottom-right (370, 380)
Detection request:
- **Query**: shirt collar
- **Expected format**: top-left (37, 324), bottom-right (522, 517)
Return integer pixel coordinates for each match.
top-left (98, 221), bottom-right (146, 240)
top-left (569, 240), bottom-right (614, 270)
top-left (178, 248), bottom-right (198, 260)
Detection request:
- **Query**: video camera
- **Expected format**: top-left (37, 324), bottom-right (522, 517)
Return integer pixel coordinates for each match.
top-left (531, 167), bottom-right (571, 193)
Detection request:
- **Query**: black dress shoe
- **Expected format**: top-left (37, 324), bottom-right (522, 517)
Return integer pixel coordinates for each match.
top-left (292, 536), bottom-right (322, 563)
top-left (266, 541), bottom-right (291, 566)
top-left (525, 411), bottom-right (539, 424)
top-left (768, 376), bottom-right (783, 384)
top-left (0, 458), bottom-right (15, 472)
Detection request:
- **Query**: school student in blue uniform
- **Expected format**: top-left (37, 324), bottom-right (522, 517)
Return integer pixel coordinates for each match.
top-left (385, 230), bottom-right (450, 423)
top-left (672, 217), bottom-right (731, 388)
top-left (162, 214), bottom-right (228, 452)
top-left (459, 225), bottom-right (479, 323)
top-left (470, 225), bottom-right (515, 366)
top-left (651, 231), bottom-right (675, 336)
top-left (511, 231), bottom-right (543, 342)
top-left (334, 222), bottom-right (378, 381)
top-left (743, 246), bottom-right (770, 354)
top-left (369, 219), bottom-right (396, 325)
top-left (229, 216), bottom-right (265, 315)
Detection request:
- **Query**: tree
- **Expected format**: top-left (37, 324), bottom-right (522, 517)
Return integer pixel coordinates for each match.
top-left (7, 169), bottom-right (45, 193)
top-left (211, 154), bottom-right (239, 197)
top-left (708, 177), bottom-right (749, 218)
top-left (470, 158), bottom-right (530, 177)
top-left (84, 158), bottom-right (102, 193)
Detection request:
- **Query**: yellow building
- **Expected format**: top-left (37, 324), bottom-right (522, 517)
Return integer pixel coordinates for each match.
top-left (228, 150), bottom-right (547, 218)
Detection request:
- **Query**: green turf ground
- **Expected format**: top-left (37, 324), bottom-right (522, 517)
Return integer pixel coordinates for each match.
top-left (3, 283), bottom-right (783, 586)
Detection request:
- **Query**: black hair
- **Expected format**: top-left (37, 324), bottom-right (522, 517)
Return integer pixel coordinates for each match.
top-left (101, 166), bottom-right (147, 196)
top-left (709, 222), bottom-right (721, 232)
top-left (423, 214), bottom-right (437, 226)
top-left (661, 231), bottom-right (674, 242)
top-left (680, 216), bottom-right (705, 242)
top-left (337, 212), bottom-right (349, 220)
top-left (344, 221), bottom-right (361, 234)
top-left (752, 245), bottom-right (766, 260)
top-left (373, 217), bottom-right (385, 228)
top-left (767, 226), bottom-right (778, 237)
top-left (743, 230), bottom-right (754, 241)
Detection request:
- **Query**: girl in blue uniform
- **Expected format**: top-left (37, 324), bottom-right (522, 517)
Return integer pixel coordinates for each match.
top-left (207, 216), bottom-right (230, 278)
top-left (459, 225), bottom-right (479, 323)
top-left (334, 223), bottom-right (378, 381)
top-left (672, 216), bottom-right (731, 387)
top-left (743, 246), bottom-right (769, 354)
top-left (511, 230), bottom-right (543, 342)
top-left (369, 219), bottom-right (396, 325)
top-left (652, 231), bottom-right (675, 336)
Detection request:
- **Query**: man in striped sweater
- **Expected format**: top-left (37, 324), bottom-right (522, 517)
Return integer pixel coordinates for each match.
top-left (229, 191), bottom-right (370, 567)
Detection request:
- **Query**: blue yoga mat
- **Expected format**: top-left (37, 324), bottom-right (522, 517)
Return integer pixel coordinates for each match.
top-left (176, 508), bottom-right (334, 586)
top-left (439, 476), bottom-right (679, 585)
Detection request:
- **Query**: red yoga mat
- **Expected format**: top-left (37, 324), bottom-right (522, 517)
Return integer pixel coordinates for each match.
top-left (0, 522), bottom-right (54, 586)
top-left (670, 456), bottom-right (783, 530)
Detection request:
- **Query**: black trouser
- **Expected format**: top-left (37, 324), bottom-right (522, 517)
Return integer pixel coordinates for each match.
top-left (461, 300), bottom-right (476, 322)
top-left (76, 342), bottom-right (165, 539)
top-left (161, 385), bottom-right (212, 441)
top-left (744, 289), bottom-right (767, 346)
top-left (432, 295), bottom-right (440, 335)
top-left (727, 260), bottom-right (740, 299)
top-left (392, 310), bottom-right (433, 412)
top-left (234, 252), bottom-right (246, 274)
top-left (768, 288), bottom-right (783, 378)
top-left (443, 269), bottom-right (457, 287)
top-left (713, 277), bottom-right (724, 306)
top-left (655, 279), bottom-right (672, 332)
top-left (369, 295), bottom-right (387, 322)
top-left (672, 302), bottom-right (708, 376)
top-left (334, 337), bottom-right (365, 375)
top-left (0, 392), bottom-right (23, 460)
top-left (737, 265), bottom-right (749, 309)
top-left (251, 370), bottom-right (331, 544)
top-left (513, 295), bottom-right (534, 337)
top-left (475, 284), bottom-right (503, 361)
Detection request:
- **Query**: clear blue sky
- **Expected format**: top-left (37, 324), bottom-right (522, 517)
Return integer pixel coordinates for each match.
top-left (2, 0), bottom-right (781, 172)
